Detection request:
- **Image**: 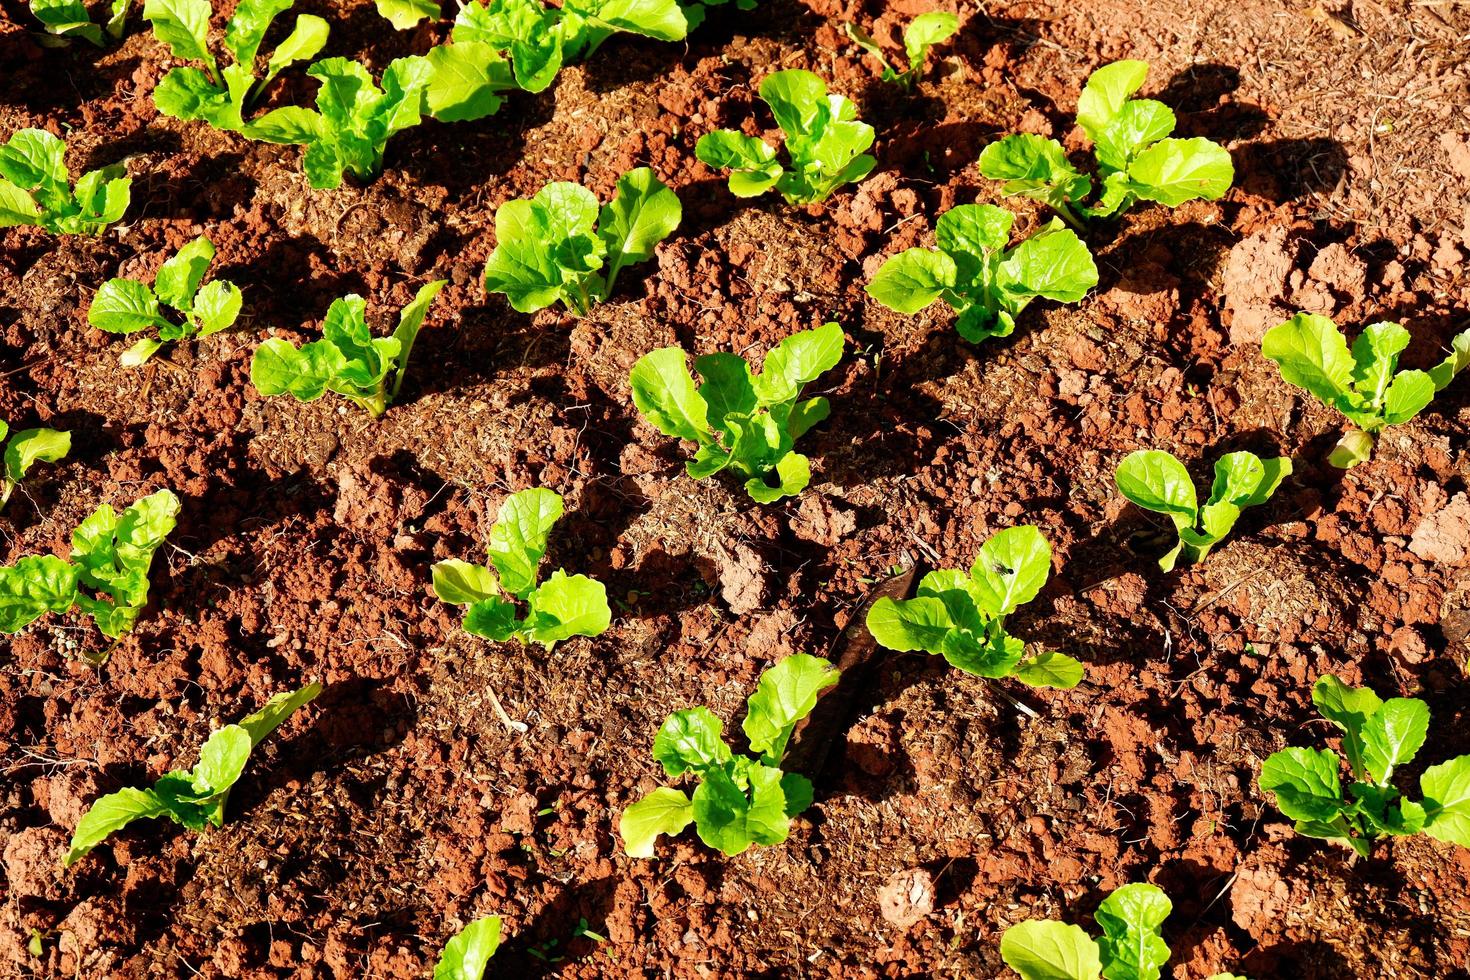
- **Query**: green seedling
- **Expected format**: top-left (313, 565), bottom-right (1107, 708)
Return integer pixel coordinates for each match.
top-left (1262, 313), bottom-right (1470, 468)
top-left (629, 321), bottom-right (844, 503)
top-left (866, 525), bottom-right (1083, 689)
top-left (27, 0), bottom-right (132, 45)
top-left (483, 168), bottom-right (682, 315)
top-left (87, 235), bottom-right (243, 365)
top-left (1114, 449), bottom-right (1291, 571)
top-left (432, 487), bottom-right (612, 650)
top-left (846, 12), bottom-right (958, 89)
top-left (696, 69), bottom-right (875, 205)
top-left (866, 202), bottom-right (1097, 343)
top-left (0, 128), bottom-right (130, 235)
top-left (978, 60), bottom-right (1234, 228)
top-left (621, 653), bottom-right (839, 857)
top-left (377, 0), bottom-right (439, 28)
top-left (0, 489), bottom-right (179, 639)
top-left (245, 56), bottom-right (434, 189)
top-left (65, 684), bottom-right (320, 866)
top-left (0, 419), bottom-right (70, 513)
top-left (1260, 674), bottom-right (1470, 858)
top-left (250, 280), bottom-right (446, 418)
top-left (434, 915), bottom-right (502, 980)
top-left (144, 0), bottom-right (328, 133)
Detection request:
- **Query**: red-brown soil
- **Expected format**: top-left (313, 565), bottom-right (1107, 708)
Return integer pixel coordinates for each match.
top-left (2, 0), bottom-right (1469, 976)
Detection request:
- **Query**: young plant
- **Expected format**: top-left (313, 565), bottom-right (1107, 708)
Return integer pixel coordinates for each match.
top-left (377, 0), bottom-right (439, 29)
top-left (143, 0), bottom-right (328, 133)
top-left (621, 653), bottom-right (839, 857)
top-left (845, 12), bottom-right (958, 89)
top-left (482, 168), bottom-right (682, 315)
top-left (866, 526), bottom-right (1082, 689)
top-left (0, 489), bottom-right (180, 638)
top-left (0, 128), bottom-right (130, 236)
top-left (865, 202), bottom-right (1097, 343)
top-left (1262, 313), bottom-right (1470, 468)
top-left (431, 488), bottom-right (611, 650)
top-left (629, 321), bottom-right (843, 503)
top-left (1114, 449), bottom-right (1291, 572)
top-left (245, 56), bottom-right (434, 189)
top-left (978, 60), bottom-right (1234, 228)
top-left (87, 235), bottom-right (243, 365)
top-left (0, 419), bottom-right (70, 513)
top-left (250, 280), bottom-right (446, 418)
top-left (434, 915), bottom-right (502, 980)
top-left (1260, 674), bottom-right (1470, 858)
top-left (64, 684), bottom-right (321, 867)
top-left (695, 69), bottom-right (875, 205)
top-left (28, 0), bottom-right (131, 46)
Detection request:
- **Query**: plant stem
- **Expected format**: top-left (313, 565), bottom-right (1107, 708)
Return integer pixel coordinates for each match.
top-left (1051, 199), bottom-right (1087, 234)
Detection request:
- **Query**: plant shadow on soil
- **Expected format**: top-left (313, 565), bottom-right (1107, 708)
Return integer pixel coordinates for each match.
top-left (215, 234), bottom-right (364, 326)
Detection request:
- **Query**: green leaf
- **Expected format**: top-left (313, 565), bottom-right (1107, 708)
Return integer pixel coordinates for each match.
top-left (1014, 651), bottom-right (1085, 689)
top-left (89, 278), bottom-right (165, 335)
top-left (244, 106), bottom-right (324, 144)
top-left (997, 223), bottom-right (1099, 307)
top-left (1311, 674), bottom-right (1383, 782)
top-left (695, 131), bottom-right (782, 197)
top-left (742, 653), bottom-right (839, 763)
top-left (598, 167), bottom-right (681, 292)
top-left (745, 450), bottom-right (810, 503)
top-left (0, 555), bottom-right (80, 634)
top-left (759, 69), bottom-right (828, 136)
top-left (463, 595), bottom-right (520, 641)
top-left (387, 279), bottom-right (447, 401)
top-left (578, 0), bottom-right (687, 40)
top-left (1127, 137), bottom-right (1233, 206)
top-left (866, 595), bottom-right (953, 654)
top-left (969, 525), bottom-right (1051, 617)
top-left (1381, 370), bottom-right (1436, 426)
top-left (1262, 313), bottom-right (1358, 415)
top-left (64, 787), bottom-right (173, 867)
top-left (0, 178), bottom-right (41, 227)
top-left (1115, 450), bottom-right (1197, 522)
top-left (752, 322), bottom-right (845, 405)
top-left (652, 706), bottom-right (730, 777)
top-left (1428, 328), bottom-right (1470, 391)
top-left (223, 0), bottom-right (292, 65)
top-left (433, 916), bottom-right (502, 980)
top-left (482, 199), bottom-right (565, 313)
top-left (235, 683), bottom-right (322, 747)
top-left (142, 0), bottom-right (216, 72)
top-left (691, 762), bottom-right (790, 855)
top-left (978, 134), bottom-right (1091, 208)
top-left (426, 42), bottom-right (515, 123)
top-left (1092, 99), bottom-right (1174, 173)
top-left (620, 787), bottom-right (693, 858)
top-left (251, 337), bottom-right (347, 402)
top-left (630, 347), bottom-right (711, 442)
top-left (190, 280), bottom-right (242, 336)
top-left (376, 0), bottom-right (440, 29)
top-left (0, 128), bottom-right (69, 196)
top-left (902, 11), bottom-right (957, 75)
top-left (866, 248), bottom-right (957, 314)
top-left (154, 236), bottom-right (215, 310)
top-left (693, 353), bottom-right (757, 438)
top-left (1260, 746), bottom-right (1345, 824)
top-left (1000, 920), bottom-right (1104, 980)
top-left (262, 15), bottom-right (329, 88)
top-left (431, 559), bottom-right (499, 605)
top-left (1361, 698), bottom-right (1429, 785)
top-left (1094, 882), bottom-right (1171, 980)
top-left (190, 725), bottom-right (252, 797)
top-left (522, 570), bottom-right (610, 648)
top-left (1076, 59), bottom-right (1149, 145)
top-left (1348, 321), bottom-right (1409, 405)
top-left (1421, 755), bottom-right (1470, 848)
top-left (5, 428), bottom-right (71, 484)
top-left (488, 487), bottom-right (563, 598)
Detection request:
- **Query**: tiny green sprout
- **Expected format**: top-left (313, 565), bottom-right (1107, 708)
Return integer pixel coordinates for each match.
top-left (0, 418), bottom-right (70, 513)
top-left (0, 129), bottom-right (130, 236)
top-left (88, 235), bottom-right (243, 365)
top-left (866, 526), bottom-right (1083, 689)
top-left (250, 280), bottom-right (446, 418)
top-left (483, 168), bottom-right (682, 316)
top-left (433, 915), bottom-right (502, 980)
top-left (144, 0), bottom-right (328, 133)
top-left (1262, 313), bottom-right (1470, 468)
top-left (846, 12), bottom-right (958, 89)
top-left (27, 0), bottom-right (132, 46)
top-left (629, 321), bottom-right (845, 503)
top-left (696, 70), bottom-right (875, 205)
top-left (574, 918), bottom-right (607, 943)
top-left (978, 60), bottom-right (1234, 228)
top-left (621, 653), bottom-right (839, 857)
top-left (65, 684), bottom-right (320, 866)
top-left (432, 487), bottom-right (612, 650)
top-left (1260, 674), bottom-right (1470, 858)
top-left (1114, 448), bottom-right (1292, 571)
top-left (0, 489), bottom-right (179, 639)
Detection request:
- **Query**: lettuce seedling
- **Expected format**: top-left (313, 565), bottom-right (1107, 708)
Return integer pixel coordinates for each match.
top-left (845, 12), bottom-right (958, 89)
top-left (866, 526), bottom-right (1083, 689)
top-left (250, 280), bottom-right (446, 418)
top-left (1260, 675), bottom-right (1470, 858)
top-left (0, 419), bottom-right (70, 513)
top-left (87, 235), bottom-right (243, 365)
top-left (432, 488), bottom-right (611, 650)
top-left (1001, 883), bottom-right (1211, 980)
top-left (629, 321), bottom-right (843, 503)
top-left (866, 203), bottom-right (1097, 343)
top-left (245, 56), bottom-right (434, 189)
top-left (1115, 449), bottom-right (1291, 572)
top-left (377, 0), bottom-right (439, 29)
top-left (144, 0), bottom-right (328, 133)
top-left (0, 128), bottom-right (130, 236)
top-left (0, 489), bottom-right (179, 638)
top-left (978, 60), bottom-right (1234, 228)
top-left (621, 653), bottom-right (839, 857)
top-left (1262, 313), bottom-right (1470, 468)
top-left (27, 0), bottom-right (131, 46)
top-left (434, 916), bottom-right (502, 980)
top-left (695, 70), bottom-right (875, 205)
top-left (483, 168), bottom-right (682, 315)
top-left (65, 684), bottom-right (321, 867)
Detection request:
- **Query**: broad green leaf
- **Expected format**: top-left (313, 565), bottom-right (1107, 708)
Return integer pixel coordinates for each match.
top-left (1014, 651), bottom-right (1085, 689)
top-left (1000, 920), bottom-right (1104, 980)
top-left (1208, 452), bottom-right (1264, 507)
top-left (1312, 674), bottom-right (1383, 781)
top-left (434, 916), bottom-right (502, 980)
top-left (243, 106), bottom-right (324, 144)
top-left (630, 347), bottom-right (711, 442)
top-left (1381, 370), bottom-right (1435, 426)
top-left (1128, 138), bottom-right (1234, 205)
top-left (1094, 882), bottom-right (1171, 980)
top-left (387, 279), bottom-right (447, 399)
top-left (941, 626), bottom-right (1025, 678)
top-left (522, 570), bottom-right (610, 648)
top-left (978, 134), bottom-right (1091, 207)
top-left (88, 279), bottom-right (165, 334)
top-left (580, 0), bottom-right (686, 39)
top-left (752, 322), bottom-right (845, 405)
top-left (652, 706), bottom-right (729, 777)
top-left (71, 169), bottom-right (131, 231)
top-left (143, 0), bottom-right (215, 70)
top-left (1361, 698), bottom-right (1429, 785)
top-left (29, 0), bottom-right (103, 44)
top-left (787, 397), bottom-right (829, 440)
top-left (742, 653), bottom-right (839, 763)
top-left (969, 525), bottom-right (1051, 617)
top-left (64, 787), bottom-right (172, 867)
top-left (903, 11), bottom-right (958, 73)
top-left (0, 555), bottom-right (80, 633)
top-left (1349, 321), bottom-right (1410, 406)
top-left (1428, 328), bottom-right (1470, 391)
top-left (1115, 450), bottom-right (1197, 521)
top-left (251, 337), bottom-right (347, 401)
top-left (759, 69), bottom-right (828, 137)
top-left (1262, 313), bottom-right (1356, 409)
top-left (190, 725), bottom-right (252, 796)
top-left (1421, 756), bottom-right (1470, 848)
top-left (997, 224), bottom-right (1099, 305)
top-left (426, 42), bottom-right (515, 123)
top-left (235, 683), bottom-right (322, 747)
top-left (866, 595), bottom-right (953, 654)
top-left (154, 236), bottom-right (215, 310)
top-left (223, 0), bottom-right (292, 65)
top-left (431, 559), bottom-right (499, 605)
top-left (483, 199), bottom-right (565, 313)
top-left (0, 178), bottom-right (41, 227)
top-left (745, 450), bottom-right (810, 503)
top-left (620, 787), bottom-right (693, 858)
top-left (1092, 99), bottom-right (1175, 172)
top-left (5, 428), bottom-right (71, 484)
top-left (262, 15), bottom-right (330, 88)
top-left (191, 280), bottom-right (242, 336)
top-left (488, 487), bottom-right (563, 598)
top-left (536, 181), bottom-right (600, 241)
top-left (376, 0), bottom-right (440, 29)
top-left (1260, 746), bottom-right (1345, 824)
top-left (691, 762), bottom-right (790, 855)
top-left (1075, 59), bottom-right (1149, 144)
top-left (463, 595), bottom-right (519, 641)
top-left (937, 202), bottom-right (1014, 262)
top-left (693, 353), bottom-right (757, 438)
top-left (0, 129), bottom-right (68, 194)
top-left (866, 248), bottom-right (957, 314)
top-left (598, 167), bottom-right (681, 290)
top-left (694, 131), bottom-right (781, 197)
